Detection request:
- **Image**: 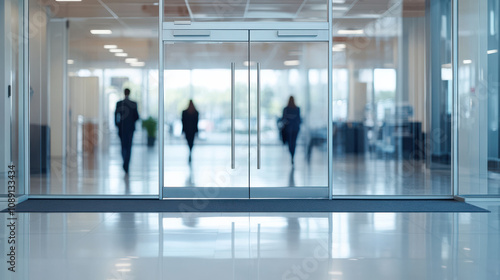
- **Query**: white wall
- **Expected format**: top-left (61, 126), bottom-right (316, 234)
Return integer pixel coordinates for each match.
top-left (48, 19), bottom-right (68, 158)
top-left (457, 0), bottom-right (489, 194)
top-left (68, 76), bottom-right (100, 153)
top-left (0, 0), bottom-right (11, 177)
top-left (29, 0), bottom-right (49, 126)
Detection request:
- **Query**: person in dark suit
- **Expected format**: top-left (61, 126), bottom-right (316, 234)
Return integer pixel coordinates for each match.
top-left (182, 100), bottom-right (199, 163)
top-left (115, 88), bottom-right (139, 174)
top-left (282, 96), bottom-right (301, 164)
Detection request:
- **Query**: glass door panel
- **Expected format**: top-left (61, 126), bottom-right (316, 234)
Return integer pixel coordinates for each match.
top-left (163, 38), bottom-right (250, 198)
top-left (249, 37), bottom-right (329, 198)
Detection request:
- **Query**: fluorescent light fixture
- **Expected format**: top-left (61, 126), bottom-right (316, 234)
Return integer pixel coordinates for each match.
top-left (104, 45), bottom-right (117, 49)
top-left (125, 58), bottom-right (138, 63)
top-left (130, 62), bottom-right (145, 67)
top-left (332, 43), bottom-right (346, 52)
top-left (333, 0), bottom-right (346, 3)
top-left (488, 49), bottom-right (498, 54)
top-left (338, 29), bottom-right (364, 35)
top-left (333, 6), bottom-right (349, 11)
top-left (115, 53), bottom-right (128, 57)
top-left (109, 49), bottom-right (123, 53)
top-left (90, 30), bottom-right (112, 35)
top-left (284, 60), bottom-right (300, 66)
top-left (67, 59), bottom-right (74, 65)
top-left (332, 44), bottom-right (346, 52)
top-left (463, 59), bottom-right (472, 64)
top-left (441, 67), bottom-right (452, 80)
top-left (243, 61), bottom-right (255, 66)
top-left (115, 263), bottom-right (131, 267)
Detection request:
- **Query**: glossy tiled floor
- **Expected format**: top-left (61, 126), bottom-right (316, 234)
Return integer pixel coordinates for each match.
top-left (29, 143), bottom-right (458, 196)
top-left (1, 202), bottom-right (499, 280)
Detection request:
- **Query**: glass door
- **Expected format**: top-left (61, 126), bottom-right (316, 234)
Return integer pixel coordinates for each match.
top-left (162, 28), bottom-right (330, 199)
top-left (249, 31), bottom-right (330, 198)
top-left (163, 30), bottom-right (250, 198)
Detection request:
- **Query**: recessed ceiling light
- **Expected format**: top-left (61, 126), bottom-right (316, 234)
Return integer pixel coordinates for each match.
top-left (90, 29), bottom-right (112, 35)
top-left (130, 62), bottom-right (145, 67)
top-left (463, 59), bottom-right (472, 64)
top-left (338, 29), bottom-right (364, 35)
top-left (125, 58), bottom-right (138, 63)
top-left (67, 59), bottom-right (74, 64)
top-left (104, 45), bottom-right (117, 49)
top-left (115, 53), bottom-right (128, 57)
top-left (284, 60), bottom-right (300, 66)
top-left (109, 49), bottom-right (123, 53)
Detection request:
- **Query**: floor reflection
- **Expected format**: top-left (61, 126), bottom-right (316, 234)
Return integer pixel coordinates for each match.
top-left (29, 143), bottom-right (458, 196)
top-left (2, 206), bottom-right (500, 280)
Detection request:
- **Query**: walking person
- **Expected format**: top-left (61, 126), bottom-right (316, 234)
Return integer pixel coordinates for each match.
top-left (115, 88), bottom-right (139, 174)
top-left (282, 96), bottom-right (301, 164)
top-left (182, 100), bottom-right (199, 163)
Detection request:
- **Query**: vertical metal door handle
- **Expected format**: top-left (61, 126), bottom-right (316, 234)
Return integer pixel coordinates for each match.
top-left (231, 62), bottom-right (236, 169)
top-left (257, 63), bottom-right (261, 169)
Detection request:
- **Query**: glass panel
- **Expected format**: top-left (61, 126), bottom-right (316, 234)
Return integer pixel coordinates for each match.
top-left (249, 41), bottom-right (329, 197)
top-left (28, 0), bottom-right (159, 195)
top-left (458, 0), bottom-right (500, 196)
top-left (332, 0), bottom-right (452, 196)
top-left (1, 0), bottom-right (24, 198)
top-left (163, 0), bottom-right (328, 23)
top-left (163, 41), bottom-right (249, 198)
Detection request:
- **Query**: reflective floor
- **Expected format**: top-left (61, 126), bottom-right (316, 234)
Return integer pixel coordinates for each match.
top-left (1, 202), bottom-right (499, 280)
top-left (29, 142), bottom-right (457, 196)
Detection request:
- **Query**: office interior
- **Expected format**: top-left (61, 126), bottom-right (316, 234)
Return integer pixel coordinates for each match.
top-left (2, 1), bottom-right (500, 280)
top-left (2, 0), bottom-right (499, 199)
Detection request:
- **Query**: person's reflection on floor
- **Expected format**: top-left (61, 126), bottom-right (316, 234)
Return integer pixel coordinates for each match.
top-left (123, 174), bottom-right (131, 195)
top-left (117, 213), bottom-right (137, 253)
top-left (185, 164), bottom-right (195, 187)
top-left (182, 213), bottom-right (199, 228)
top-left (286, 217), bottom-right (301, 251)
top-left (182, 100), bottom-right (199, 163)
top-left (288, 166), bottom-right (296, 187)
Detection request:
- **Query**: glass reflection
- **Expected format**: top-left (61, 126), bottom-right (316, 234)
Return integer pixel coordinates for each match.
top-left (332, 0), bottom-right (452, 196)
top-left (28, 0), bottom-right (159, 195)
top-left (2, 209), bottom-right (500, 279)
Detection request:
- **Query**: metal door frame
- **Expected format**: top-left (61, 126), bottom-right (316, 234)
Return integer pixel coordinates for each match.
top-left (159, 19), bottom-right (332, 199)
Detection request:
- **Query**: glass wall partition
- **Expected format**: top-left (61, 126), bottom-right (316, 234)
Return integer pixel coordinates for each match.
top-left (28, 0), bottom-right (159, 196)
top-left (161, 28), bottom-right (330, 199)
top-left (331, 0), bottom-right (453, 196)
top-left (457, 0), bottom-right (500, 196)
top-left (1, 0), bottom-right (26, 199)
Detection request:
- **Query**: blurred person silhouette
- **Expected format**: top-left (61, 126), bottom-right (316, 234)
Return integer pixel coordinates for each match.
top-left (182, 100), bottom-right (199, 163)
top-left (115, 88), bottom-right (139, 174)
top-left (282, 96), bottom-right (301, 164)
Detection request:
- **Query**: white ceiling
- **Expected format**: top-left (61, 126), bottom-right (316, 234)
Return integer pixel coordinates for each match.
top-left (36, 0), bottom-right (426, 68)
